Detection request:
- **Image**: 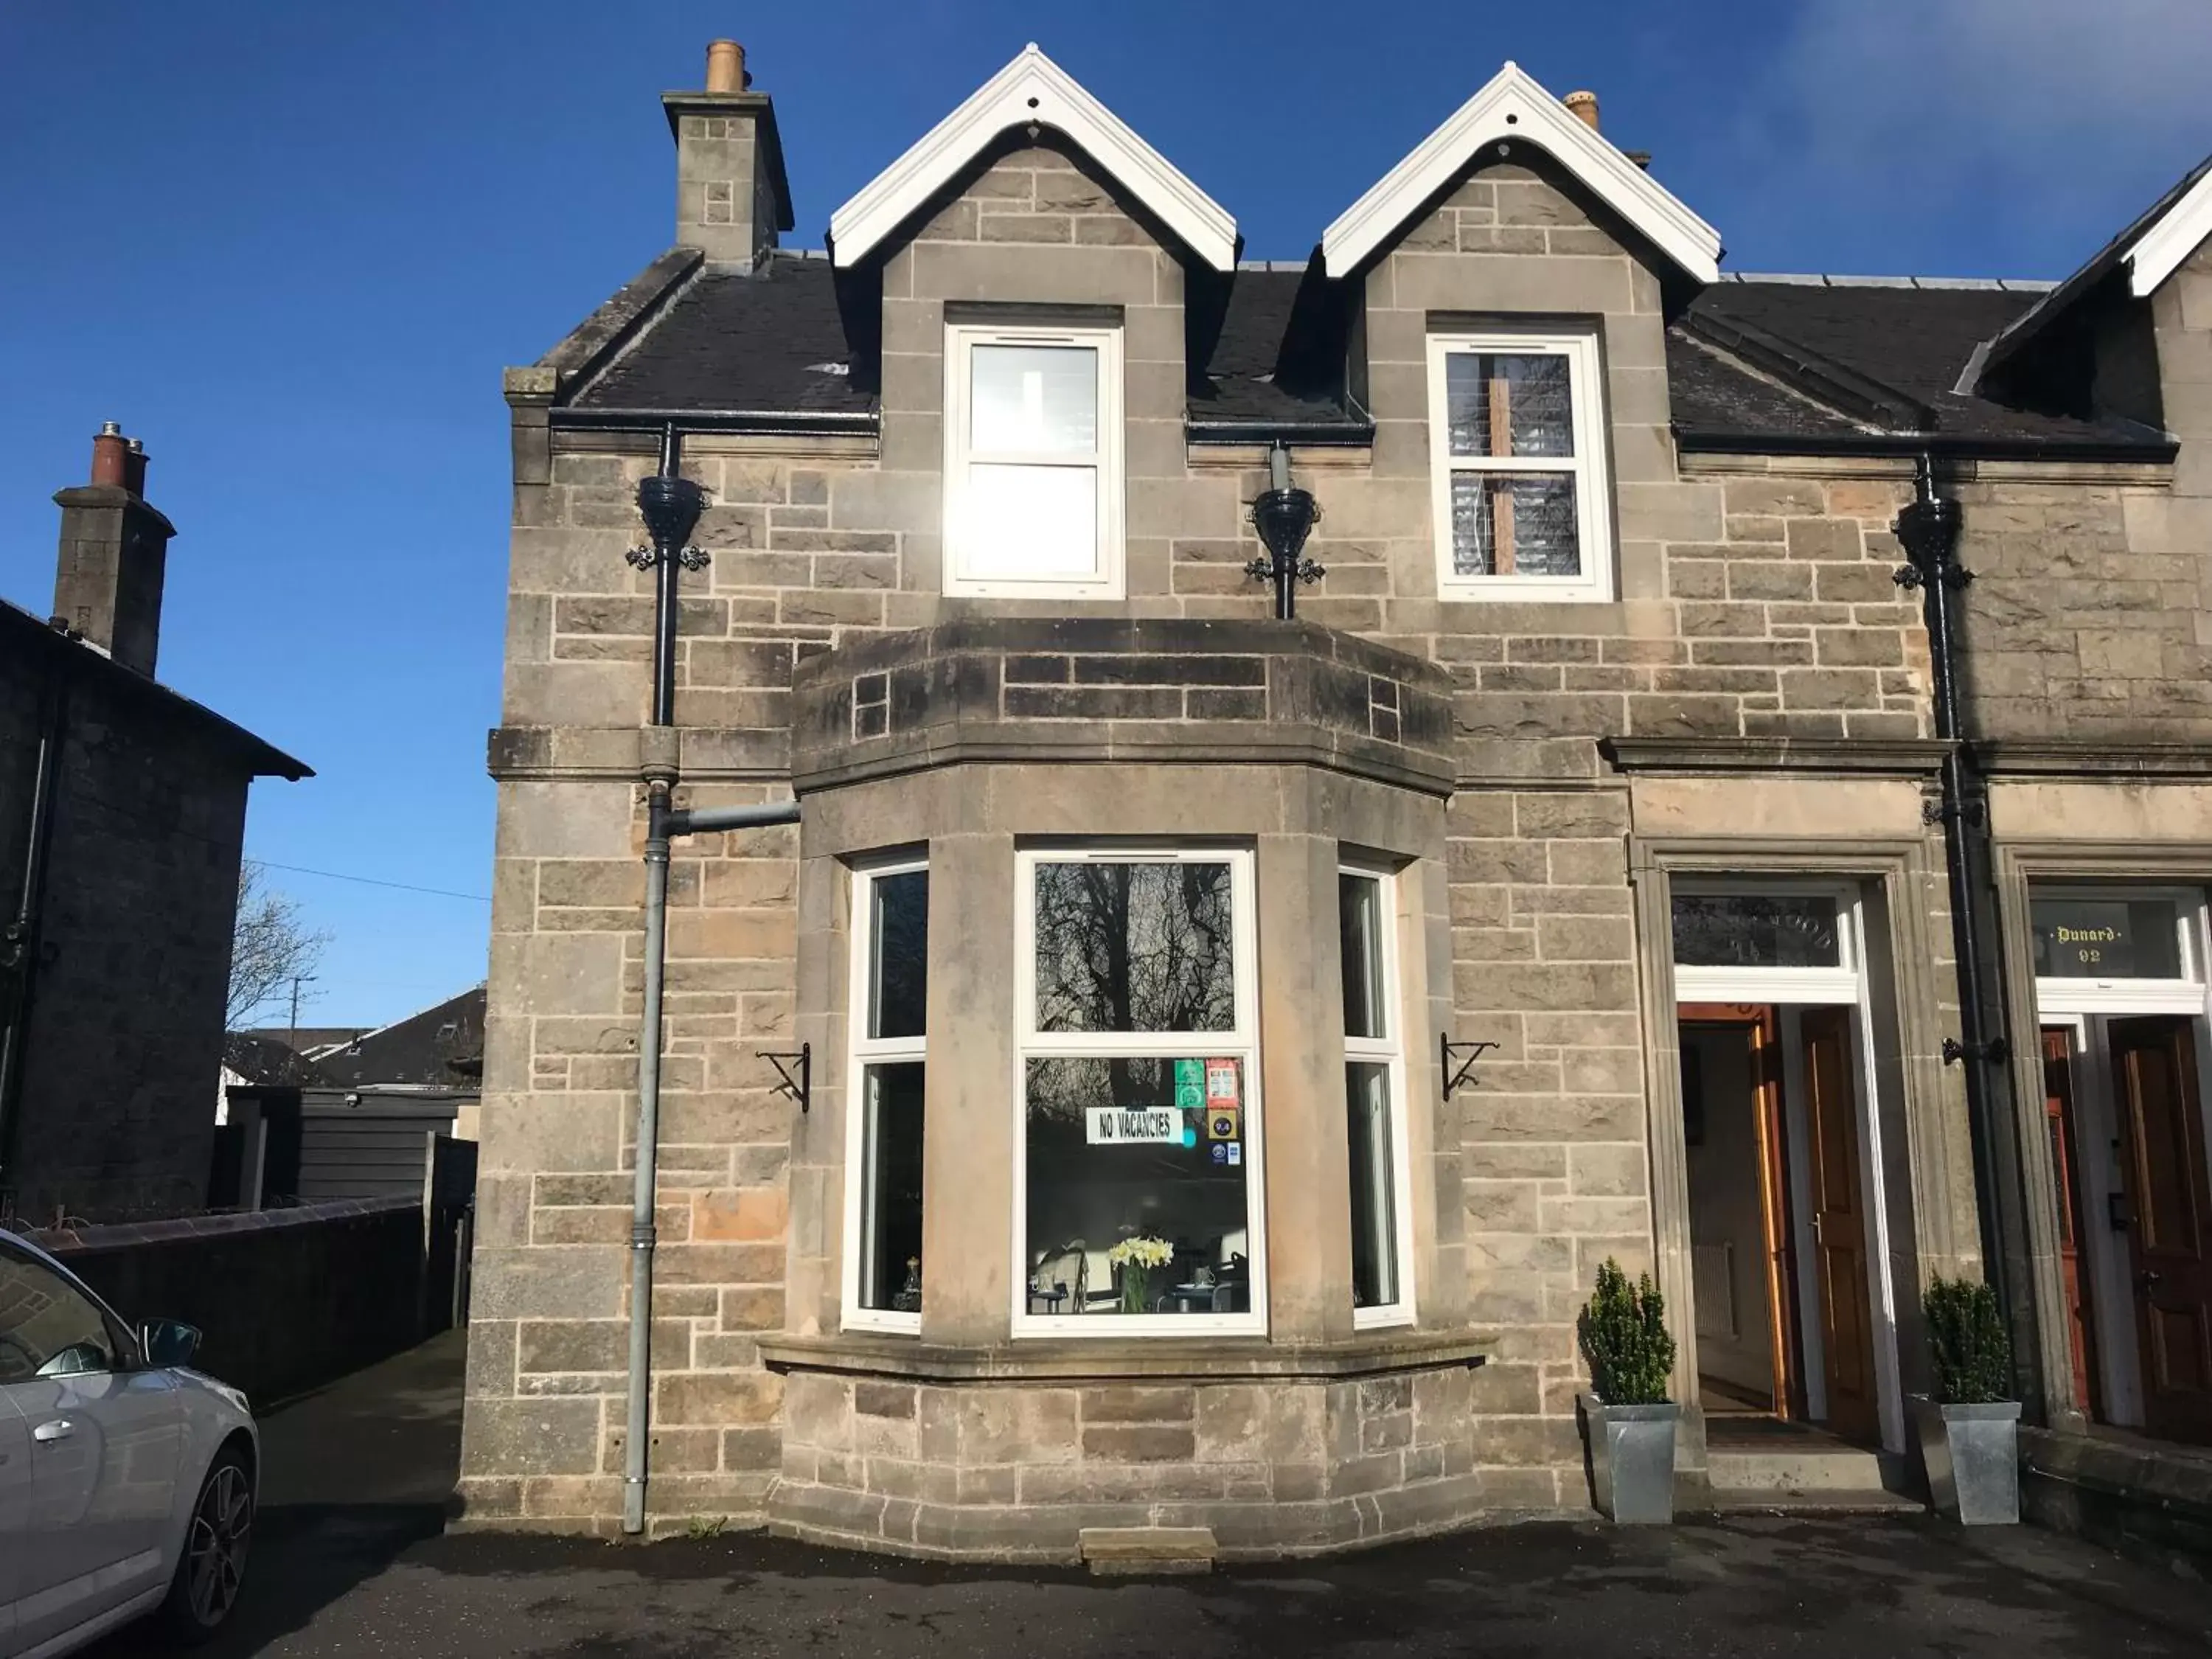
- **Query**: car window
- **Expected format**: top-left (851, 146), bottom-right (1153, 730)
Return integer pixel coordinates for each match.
top-left (0, 1249), bottom-right (117, 1383)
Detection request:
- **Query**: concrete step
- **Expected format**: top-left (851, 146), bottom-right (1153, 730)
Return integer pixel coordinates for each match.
top-left (1711, 1486), bottom-right (1926, 1516)
top-left (1079, 1526), bottom-right (1217, 1577)
top-left (1708, 1444), bottom-right (1908, 1493)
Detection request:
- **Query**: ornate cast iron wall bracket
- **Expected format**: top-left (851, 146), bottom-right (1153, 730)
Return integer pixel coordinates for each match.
top-left (765, 1043), bottom-right (811, 1113)
top-left (1441, 1035), bottom-right (1500, 1099)
top-left (1943, 1035), bottom-right (2009, 1068)
top-left (627, 543), bottom-right (710, 572)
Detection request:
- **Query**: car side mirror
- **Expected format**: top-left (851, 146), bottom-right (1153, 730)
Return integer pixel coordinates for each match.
top-left (142, 1319), bottom-right (202, 1368)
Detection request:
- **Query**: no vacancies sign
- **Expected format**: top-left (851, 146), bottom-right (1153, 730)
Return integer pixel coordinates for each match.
top-left (1085, 1106), bottom-right (1180, 1145)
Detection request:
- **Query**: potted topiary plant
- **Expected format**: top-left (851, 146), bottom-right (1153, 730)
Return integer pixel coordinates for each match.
top-left (1915, 1276), bottom-right (2020, 1525)
top-left (1576, 1257), bottom-right (1680, 1523)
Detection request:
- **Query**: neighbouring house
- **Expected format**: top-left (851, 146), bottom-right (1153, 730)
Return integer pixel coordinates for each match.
top-left (218, 987), bottom-right (486, 1207)
top-left (1, 425), bottom-right (310, 1226)
top-left (463, 38), bottom-right (2212, 1558)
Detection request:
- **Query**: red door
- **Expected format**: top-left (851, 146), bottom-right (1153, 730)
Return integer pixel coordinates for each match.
top-left (2110, 1018), bottom-right (2212, 1444)
top-left (2042, 1029), bottom-right (2098, 1418)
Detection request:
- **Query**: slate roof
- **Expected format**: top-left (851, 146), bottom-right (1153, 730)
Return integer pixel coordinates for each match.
top-left (220, 1033), bottom-right (325, 1088)
top-left (572, 257), bottom-right (870, 419)
top-left (1187, 266), bottom-right (1363, 434)
top-left (1669, 277), bottom-right (2174, 455)
top-left (310, 986), bottom-right (486, 1091)
top-left (549, 251), bottom-right (2180, 459)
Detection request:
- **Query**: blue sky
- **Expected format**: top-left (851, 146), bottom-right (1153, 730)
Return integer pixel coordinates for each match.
top-left (2, 1), bottom-right (2208, 1026)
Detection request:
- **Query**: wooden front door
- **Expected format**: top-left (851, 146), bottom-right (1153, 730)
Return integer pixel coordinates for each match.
top-left (1801, 1007), bottom-right (1880, 1443)
top-left (2041, 1029), bottom-right (2098, 1418)
top-left (1680, 1004), bottom-right (1801, 1417)
top-left (2110, 1017), bottom-right (2212, 1444)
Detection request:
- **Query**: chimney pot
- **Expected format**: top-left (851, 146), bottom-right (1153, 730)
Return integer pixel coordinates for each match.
top-left (1565, 89), bottom-right (1600, 131)
top-left (704, 39), bottom-right (746, 94)
top-left (90, 426), bottom-right (130, 488)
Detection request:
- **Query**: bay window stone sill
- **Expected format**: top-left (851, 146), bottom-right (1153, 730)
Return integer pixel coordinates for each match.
top-left (759, 1328), bottom-right (1488, 1383)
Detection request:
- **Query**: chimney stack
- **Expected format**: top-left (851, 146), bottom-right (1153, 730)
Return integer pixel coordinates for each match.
top-left (1564, 90), bottom-right (1600, 132)
top-left (662, 38), bottom-right (793, 271)
top-left (52, 422), bottom-right (175, 676)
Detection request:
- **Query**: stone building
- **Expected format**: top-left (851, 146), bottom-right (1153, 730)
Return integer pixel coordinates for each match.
top-left (463, 41), bottom-right (2212, 1555)
top-left (1, 426), bottom-right (310, 1223)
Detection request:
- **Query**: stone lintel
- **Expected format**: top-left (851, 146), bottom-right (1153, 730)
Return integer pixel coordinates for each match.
top-left (758, 1329), bottom-right (1488, 1384)
top-left (1602, 734), bottom-right (1952, 777)
top-left (1974, 740), bottom-right (2212, 780)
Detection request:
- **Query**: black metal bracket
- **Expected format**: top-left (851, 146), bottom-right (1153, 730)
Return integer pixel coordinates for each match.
top-left (1893, 561), bottom-right (1972, 592)
top-left (1441, 1035), bottom-right (1500, 1099)
top-left (1921, 797), bottom-right (1986, 827)
top-left (627, 544), bottom-right (710, 571)
top-left (1942, 1035), bottom-right (2010, 1067)
top-left (765, 1043), bottom-right (811, 1113)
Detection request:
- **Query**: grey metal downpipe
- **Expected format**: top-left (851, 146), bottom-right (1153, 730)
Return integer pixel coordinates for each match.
top-left (618, 422), bottom-right (802, 1536)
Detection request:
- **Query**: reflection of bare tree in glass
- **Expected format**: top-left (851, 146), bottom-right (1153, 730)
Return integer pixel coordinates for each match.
top-left (1033, 862), bottom-right (1233, 1110)
top-left (871, 872), bottom-right (929, 1040)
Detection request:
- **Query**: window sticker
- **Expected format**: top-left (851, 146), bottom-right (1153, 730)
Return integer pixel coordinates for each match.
top-left (1208, 1107), bottom-right (1240, 1142)
top-left (1085, 1106), bottom-right (1180, 1145)
top-left (1205, 1057), bottom-right (1239, 1106)
top-left (1174, 1058), bottom-right (1205, 1111)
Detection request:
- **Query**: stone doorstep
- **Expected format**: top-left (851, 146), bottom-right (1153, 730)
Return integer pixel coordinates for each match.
top-left (1708, 1488), bottom-right (1925, 1517)
top-left (1079, 1526), bottom-right (1220, 1577)
top-left (1705, 1444), bottom-right (1912, 1493)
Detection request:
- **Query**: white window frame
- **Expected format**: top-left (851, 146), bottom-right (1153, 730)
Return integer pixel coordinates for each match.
top-left (1342, 861), bottom-right (1417, 1330)
top-left (841, 854), bottom-right (928, 1336)
top-left (1426, 327), bottom-right (1613, 603)
top-left (1671, 880), bottom-right (1862, 1006)
top-left (2030, 884), bottom-right (2210, 1017)
top-left (1011, 844), bottom-right (1267, 1338)
top-left (943, 321), bottom-right (1125, 600)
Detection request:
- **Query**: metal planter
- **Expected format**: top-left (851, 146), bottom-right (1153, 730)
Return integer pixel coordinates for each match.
top-left (1913, 1398), bottom-right (2020, 1526)
top-left (1579, 1396), bottom-right (1679, 1524)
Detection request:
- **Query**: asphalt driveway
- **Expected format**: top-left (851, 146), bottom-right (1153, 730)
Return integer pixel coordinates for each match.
top-left (86, 1332), bottom-right (2212, 1658)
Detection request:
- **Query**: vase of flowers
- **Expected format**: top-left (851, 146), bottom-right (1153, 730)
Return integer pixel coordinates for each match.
top-left (1108, 1235), bottom-right (1173, 1315)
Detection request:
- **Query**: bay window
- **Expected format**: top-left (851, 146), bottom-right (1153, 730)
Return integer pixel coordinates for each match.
top-left (1426, 328), bottom-right (1612, 602)
top-left (943, 321), bottom-right (1124, 599)
top-left (843, 858), bottom-right (929, 1332)
top-left (1340, 864), bottom-right (1415, 1326)
top-left (1015, 847), bottom-right (1265, 1335)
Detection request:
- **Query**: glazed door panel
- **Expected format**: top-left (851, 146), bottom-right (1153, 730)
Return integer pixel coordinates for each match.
top-left (2110, 1017), bottom-right (2212, 1444)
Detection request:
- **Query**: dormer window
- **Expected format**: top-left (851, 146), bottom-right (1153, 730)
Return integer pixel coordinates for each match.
top-left (1427, 328), bottom-right (1613, 602)
top-left (943, 321), bottom-right (1124, 599)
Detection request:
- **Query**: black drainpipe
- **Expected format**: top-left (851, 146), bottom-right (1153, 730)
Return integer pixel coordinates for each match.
top-left (1245, 442), bottom-right (1324, 619)
top-left (0, 646), bottom-right (69, 1209)
top-left (1893, 454), bottom-right (2014, 1330)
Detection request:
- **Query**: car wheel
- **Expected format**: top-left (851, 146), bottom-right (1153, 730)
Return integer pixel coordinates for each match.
top-left (161, 1444), bottom-right (254, 1644)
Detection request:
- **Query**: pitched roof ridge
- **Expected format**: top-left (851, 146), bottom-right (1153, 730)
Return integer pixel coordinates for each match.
top-left (1723, 271), bottom-right (2056, 293)
top-left (1669, 327), bottom-right (1887, 436)
top-left (1678, 306), bottom-right (1934, 431)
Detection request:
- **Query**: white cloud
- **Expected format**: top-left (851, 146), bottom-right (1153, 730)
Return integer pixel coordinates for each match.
top-left (1775, 0), bottom-right (2212, 178)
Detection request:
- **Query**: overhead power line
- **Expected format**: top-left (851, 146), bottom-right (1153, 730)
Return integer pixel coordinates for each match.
top-left (248, 858), bottom-right (492, 904)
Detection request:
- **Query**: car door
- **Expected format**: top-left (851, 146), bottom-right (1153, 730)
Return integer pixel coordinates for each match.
top-left (0, 1385), bottom-right (28, 1657)
top-left (0, 1248), bottom-right (184, 1654)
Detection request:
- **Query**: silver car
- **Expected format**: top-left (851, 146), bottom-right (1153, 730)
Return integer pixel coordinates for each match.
top-left (0, 1231), bottom-right (256, 1657)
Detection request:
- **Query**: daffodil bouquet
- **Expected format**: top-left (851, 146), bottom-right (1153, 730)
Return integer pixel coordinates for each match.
top-left (1108, 1234), bottom-right (1173, 1315)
